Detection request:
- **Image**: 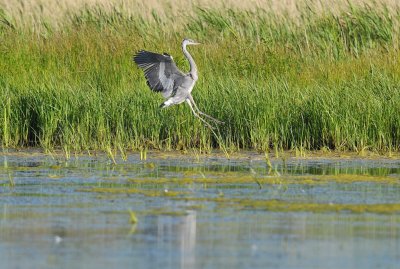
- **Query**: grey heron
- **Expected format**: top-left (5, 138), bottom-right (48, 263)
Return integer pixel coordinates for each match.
top-left (133, 38), bottom-right (224, 128)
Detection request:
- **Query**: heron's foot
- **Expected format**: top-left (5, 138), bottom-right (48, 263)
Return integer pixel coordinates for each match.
top-left (211, 118), bottom-right (225, 124)
top-left (198, 112), bottom-right (224, 124)
top-left (202, 120), bottom-right (216, 130)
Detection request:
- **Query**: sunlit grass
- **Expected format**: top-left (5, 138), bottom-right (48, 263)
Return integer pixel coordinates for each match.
top-left (1, 1), bottom-right (400, 153)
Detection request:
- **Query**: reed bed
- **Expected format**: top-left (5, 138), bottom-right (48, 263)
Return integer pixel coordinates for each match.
top-left (1, 0), bottom-right (400, 154)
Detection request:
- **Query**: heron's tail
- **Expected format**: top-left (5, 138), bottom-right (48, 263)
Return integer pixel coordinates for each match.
top-left (159, 99), bottom-right (173, 108)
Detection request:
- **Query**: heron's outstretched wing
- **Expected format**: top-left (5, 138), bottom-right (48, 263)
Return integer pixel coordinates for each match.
top-left (133, 50), bottom-right (185, 98)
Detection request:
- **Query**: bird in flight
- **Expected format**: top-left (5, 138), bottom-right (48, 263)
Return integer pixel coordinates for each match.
top-left (133, 38), bottom-right (224, 129)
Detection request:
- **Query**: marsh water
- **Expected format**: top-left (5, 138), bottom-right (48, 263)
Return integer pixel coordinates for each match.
top-left (1, 151), bottom-right (400, 269)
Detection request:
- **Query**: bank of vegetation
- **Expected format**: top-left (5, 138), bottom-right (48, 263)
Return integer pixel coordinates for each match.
top-left (1, 0), bottom-right (399, 155)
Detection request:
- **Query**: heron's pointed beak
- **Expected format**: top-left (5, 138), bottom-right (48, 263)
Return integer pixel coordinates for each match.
top-left (193, 42), bottom-right (201, 45)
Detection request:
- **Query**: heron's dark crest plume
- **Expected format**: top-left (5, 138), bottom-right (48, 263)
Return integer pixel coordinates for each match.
top-left (133, 38), bottom-right (224, 129)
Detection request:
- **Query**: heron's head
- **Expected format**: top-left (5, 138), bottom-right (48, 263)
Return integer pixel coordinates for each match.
top-left (183, 38), bottom-right (200, 46)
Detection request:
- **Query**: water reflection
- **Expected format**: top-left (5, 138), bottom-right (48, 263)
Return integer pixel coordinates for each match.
top-left (149, 211), bottom-right (197, 269)
top-left (132, 212), bottom-right (400, 269)
top-left (2, 154), bottom-right (400, 183)
top-left (0, 152), bottom-right (400, 268)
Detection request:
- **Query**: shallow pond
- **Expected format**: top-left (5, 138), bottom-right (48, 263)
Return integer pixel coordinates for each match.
top-left (1, 151), bottom-right (400, 269)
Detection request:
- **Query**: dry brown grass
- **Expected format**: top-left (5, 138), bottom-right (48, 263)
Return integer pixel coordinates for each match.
top-left (1, 0), bottom-right (399, 26)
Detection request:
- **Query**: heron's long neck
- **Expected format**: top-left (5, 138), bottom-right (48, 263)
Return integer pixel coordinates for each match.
top-left (182, 44), bottom-right (198, 81)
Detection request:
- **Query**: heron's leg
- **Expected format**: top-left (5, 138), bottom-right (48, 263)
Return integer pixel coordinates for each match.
top-left (188, 94), bottom-right (224, 124)
top-left (186, 99), bottom-right (215, 130)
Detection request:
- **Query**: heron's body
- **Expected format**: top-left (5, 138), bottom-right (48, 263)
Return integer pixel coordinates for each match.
top-left (133, 39), bottom-right (223, 128)
top-left (162, 78), bottom-right (196, 107)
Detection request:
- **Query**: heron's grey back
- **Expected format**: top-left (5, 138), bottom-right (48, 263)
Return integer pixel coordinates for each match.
top-left (133, 50), bottom-right (185, 98)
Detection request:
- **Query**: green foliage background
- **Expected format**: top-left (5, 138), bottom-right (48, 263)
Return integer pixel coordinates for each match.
top-left (1, 2), bottom-right (400, 153)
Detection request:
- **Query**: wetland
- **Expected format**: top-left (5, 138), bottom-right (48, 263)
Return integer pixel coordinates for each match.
top-left (1, 150), bottom-right (399, 268)
top-left (2, 0), bottom-right (400, 267)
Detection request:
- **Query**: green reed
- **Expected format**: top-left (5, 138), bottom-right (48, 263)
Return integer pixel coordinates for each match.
top-left (1, 2), bottom-right (400, 153)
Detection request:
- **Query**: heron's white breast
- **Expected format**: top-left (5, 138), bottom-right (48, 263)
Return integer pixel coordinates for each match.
top-left (189, 82), bottom-right (196, 93)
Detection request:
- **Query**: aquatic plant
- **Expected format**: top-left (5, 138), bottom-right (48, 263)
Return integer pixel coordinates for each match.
top-left (1, 0), bottom-right (400, 154)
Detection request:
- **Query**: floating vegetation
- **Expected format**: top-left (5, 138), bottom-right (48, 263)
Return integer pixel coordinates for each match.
top-left (126, 174), bottom-right (400, 185)
top-left (174, 197), bottom-right (400, 214)
top-left (77, 187), bottom-right (187, 197)
top-left (7, 172), bottom-right (14, 187)
top-left (128, 209), bottom-right (138, 224)
top-left (73, 164), bottom-right (400, 215)
top-left (142, 208), bottom-right (190, 217)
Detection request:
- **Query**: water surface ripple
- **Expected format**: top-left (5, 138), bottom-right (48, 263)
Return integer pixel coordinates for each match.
top-left (1, 152), bottom-right (399, 269)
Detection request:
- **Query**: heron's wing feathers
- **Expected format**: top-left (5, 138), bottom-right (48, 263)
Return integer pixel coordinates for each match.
top-left (133, 50), bottom-right (184, 97)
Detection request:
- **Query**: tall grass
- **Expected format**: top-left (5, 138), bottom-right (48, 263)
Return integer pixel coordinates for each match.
top-left (1, 1), bottom-right (400, 154)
